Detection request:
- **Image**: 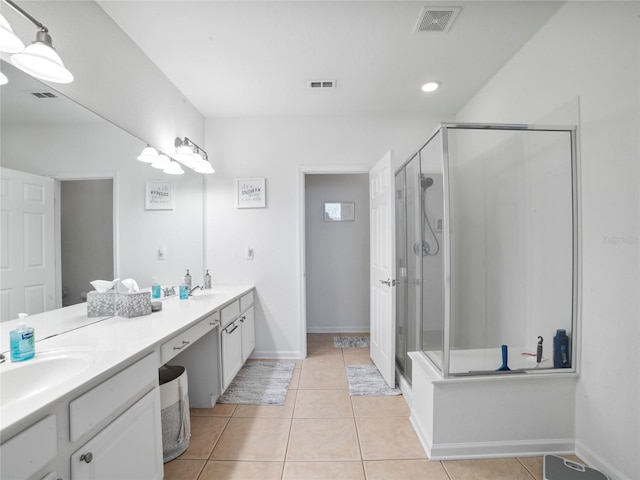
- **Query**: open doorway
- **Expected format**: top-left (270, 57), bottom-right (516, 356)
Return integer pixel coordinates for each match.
top-left (59, 178), bottom-right (114, 306)
top-left (304, 173), bottom-right (370, 334)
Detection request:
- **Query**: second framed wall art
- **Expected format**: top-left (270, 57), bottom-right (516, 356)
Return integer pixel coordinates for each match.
top-left (236, 178), bottom-right (266, 208)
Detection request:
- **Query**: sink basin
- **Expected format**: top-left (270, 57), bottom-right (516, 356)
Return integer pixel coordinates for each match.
top-left (190, 289), bottom-right (234, 300)
top-left (0, 347), bottom-right (95, 406)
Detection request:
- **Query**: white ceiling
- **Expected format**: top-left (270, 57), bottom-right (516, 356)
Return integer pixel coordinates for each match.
top-left (99, 1), bottom-right (563, 118)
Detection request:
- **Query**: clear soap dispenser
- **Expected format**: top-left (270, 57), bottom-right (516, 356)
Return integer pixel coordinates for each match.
top-left (204, 270), bottom-right (211, 289)
top-left (184, 269), bottom-right (192, 289)
top-left (10, 313), bottom-right (35, 362)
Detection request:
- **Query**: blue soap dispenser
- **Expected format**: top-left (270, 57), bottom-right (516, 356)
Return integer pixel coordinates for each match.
top-left (10, 313), bottom-right (35, 362)
top-left (151, 277), bottom-right (161, 299)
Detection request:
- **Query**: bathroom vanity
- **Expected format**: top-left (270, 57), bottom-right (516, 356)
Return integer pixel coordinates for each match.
top-left (0, 285), bottom-right (254, 480)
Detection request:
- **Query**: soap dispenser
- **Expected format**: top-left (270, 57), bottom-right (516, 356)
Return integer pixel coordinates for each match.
top-left (10, 313), bottom-right (35, 362)
top-left (184, 269), bottom-right (192, 289)
top-left (204, 270), bottom-right (211, 289)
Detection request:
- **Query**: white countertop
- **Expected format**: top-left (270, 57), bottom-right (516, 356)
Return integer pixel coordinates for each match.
top-left (0, 285), bottom-right (253, 437)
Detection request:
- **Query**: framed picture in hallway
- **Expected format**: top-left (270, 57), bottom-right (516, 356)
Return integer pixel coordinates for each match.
top-left (236, 178), bottom-right (266, 208)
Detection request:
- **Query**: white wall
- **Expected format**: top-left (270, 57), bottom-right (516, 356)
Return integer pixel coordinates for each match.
top-left (1, 0), bottom-right (204, 151)
top-left (456, 3), bottom-right (639, 478)
top-left (204, 114), bottom-right (443, 358)
top-left (305, 173), bottom-right (370, 333)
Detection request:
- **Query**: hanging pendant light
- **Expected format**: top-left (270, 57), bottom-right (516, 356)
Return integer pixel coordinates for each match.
top-left (11, 30), bottom-right (73, 83)
top-left (0, 12), bottom-right (25, 53)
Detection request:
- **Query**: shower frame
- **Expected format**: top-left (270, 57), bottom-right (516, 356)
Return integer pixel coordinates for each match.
top-left (397, 122), bottom-right (580, 379)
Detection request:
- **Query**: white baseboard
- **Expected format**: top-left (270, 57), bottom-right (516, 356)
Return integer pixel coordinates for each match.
top-left (307, 326), bottom-right (369, 334)
top-left (251, 350), bottom-right (302, 360)
top-left (397, 373), bottom-right (413, 409)
top-left (409, 420), bottom-right (576, 462)
top-left (575, 440), bottom-right (630, 480)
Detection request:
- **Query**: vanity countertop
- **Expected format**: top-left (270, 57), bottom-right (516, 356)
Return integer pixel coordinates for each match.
top-left (0, 285), bottom-right (254, 437)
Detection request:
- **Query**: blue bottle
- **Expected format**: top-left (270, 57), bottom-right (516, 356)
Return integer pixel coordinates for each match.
top-left (553, 329), bottom-right (570, 368)
top-left (179, 283), bottom-right (189, 300)
top-left (10, 313), bottom-right (35, 362)
top-left (151, 277), bottom-right (161, 300)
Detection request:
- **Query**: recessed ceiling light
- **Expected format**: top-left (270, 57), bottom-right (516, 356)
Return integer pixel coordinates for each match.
top-left (421, 81), bottom-right (440, 93)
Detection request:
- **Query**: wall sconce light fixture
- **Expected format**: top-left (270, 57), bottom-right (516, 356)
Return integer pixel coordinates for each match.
top-left (0, 0), bottom-right (73, 84)
top-left (174, 137), bottom-right (215, 174)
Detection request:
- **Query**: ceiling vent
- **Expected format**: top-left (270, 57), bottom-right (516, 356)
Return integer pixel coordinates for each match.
top-left (29, 91), bottom-right (58, 99)
top-left (307, 80), bottom-right (336, 89)
top-left (414, 7), bottom-right (461, 33)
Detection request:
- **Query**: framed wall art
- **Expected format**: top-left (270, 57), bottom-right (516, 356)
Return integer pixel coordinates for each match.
top-left (145, 181), bottom-right (173, 210)
top-left (236, 177), bottom-right (266, 208)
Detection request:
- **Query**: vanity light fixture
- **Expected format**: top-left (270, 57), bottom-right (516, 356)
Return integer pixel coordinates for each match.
top-left (163, 160), bottom-right (184, 175)
top-left (137, 145), bottom-right (159, 163)
top-left (0, 12), bottom-right (25, 53)
top-left (174, 137), bottom-right (215, 174)
top-left (150, 153), bottom-right (171, 170)
top-left (2, 0), bottom-right (73, 84)
top-left (421, 81), bottom-right (440, 93)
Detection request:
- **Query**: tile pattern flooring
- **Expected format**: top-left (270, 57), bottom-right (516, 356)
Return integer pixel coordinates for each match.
top-left (164, 333), bottom-right (581, 479)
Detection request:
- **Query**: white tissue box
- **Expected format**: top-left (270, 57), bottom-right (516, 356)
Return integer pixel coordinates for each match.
top-left (87, 291), bottom-right (116, 317)
top-left (116, 291), bottom-right (152, 318)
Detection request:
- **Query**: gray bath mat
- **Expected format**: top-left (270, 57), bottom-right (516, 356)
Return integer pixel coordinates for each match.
top-left (334, 336), bottom-right (370, 348)
top-left (217, 362), bottom-right (295, 405)
top-left (345, 365), bottom-right (401, 396)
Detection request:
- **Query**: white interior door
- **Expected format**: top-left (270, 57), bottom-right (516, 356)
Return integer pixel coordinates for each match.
top-left (0, 167), bottom-right (56, 322)
top-left (369, 151), bottom-right (396, 387)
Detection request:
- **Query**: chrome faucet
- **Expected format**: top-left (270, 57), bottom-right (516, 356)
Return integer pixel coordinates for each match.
top-left (0, 353), bottom-right (6, 364)
top-left (189, 285), bottom-right (203, 296)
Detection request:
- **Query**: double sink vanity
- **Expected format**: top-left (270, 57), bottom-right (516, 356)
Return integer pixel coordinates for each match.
top-left (0, 285), bottom-right (255, 480)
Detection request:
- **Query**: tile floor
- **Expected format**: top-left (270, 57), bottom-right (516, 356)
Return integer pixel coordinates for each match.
top-left (164, 333), bottom-right (581, 479)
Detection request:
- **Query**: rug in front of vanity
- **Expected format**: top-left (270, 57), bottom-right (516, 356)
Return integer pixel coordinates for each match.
top-left (345, 365), bottom-right (401, 396)
top-left (334, 336), bottom-right (371, 348)
top-left (217, 362), bottom-right (295, 405)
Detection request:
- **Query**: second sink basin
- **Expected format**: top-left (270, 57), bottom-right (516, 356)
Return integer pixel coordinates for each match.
top-left (0, 347), bottom-right (96, 407)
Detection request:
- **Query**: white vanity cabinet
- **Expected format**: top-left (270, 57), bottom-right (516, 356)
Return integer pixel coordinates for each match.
top-left (69, 353), bottom-right (162, 480)
top-left (220, 290), bottom-right (256, 391)
top-left (0, 415), bottom-right (57, 480)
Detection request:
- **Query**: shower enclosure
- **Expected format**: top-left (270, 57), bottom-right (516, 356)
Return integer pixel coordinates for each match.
top-left (395, 123), bottom-right (578, 379)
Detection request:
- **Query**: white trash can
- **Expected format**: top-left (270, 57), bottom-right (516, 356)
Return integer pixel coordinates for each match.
top-left (159, 365), bottom-right (191, 462)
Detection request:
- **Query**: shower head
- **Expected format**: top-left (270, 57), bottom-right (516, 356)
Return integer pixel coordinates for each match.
top-left (421, 175), bottom-right (434, 190)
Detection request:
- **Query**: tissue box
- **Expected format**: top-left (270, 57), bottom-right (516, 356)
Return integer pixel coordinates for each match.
top-left (116, 291), bottom-right (152, 318)
top-left (87, 291), bottom-right (116, 317)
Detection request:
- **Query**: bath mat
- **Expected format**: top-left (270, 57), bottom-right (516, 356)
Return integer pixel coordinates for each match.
top-left (217, 362), bottom-right (295, 406)
top-left (334, 336), bottom-right (370, 348)
top-left (345, 365), bottom-right (401, 396)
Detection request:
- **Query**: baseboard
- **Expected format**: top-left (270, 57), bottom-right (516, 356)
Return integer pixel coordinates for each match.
top-left (307, 326), bottom-right (369, 334)
top-left (251, 350), bottom-right (302, 360)
top-left (575, 440), bottom-right (630, 480)
top-left (409, 413), bottom-right (433, 458)
top-left (397, 373), bottom-right (413, 409)
top-left (410, 430), bottom-right (575, 461)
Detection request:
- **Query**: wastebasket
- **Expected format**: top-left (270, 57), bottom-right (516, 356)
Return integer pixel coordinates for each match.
top-left (159, 365), bottom-right (191, 462)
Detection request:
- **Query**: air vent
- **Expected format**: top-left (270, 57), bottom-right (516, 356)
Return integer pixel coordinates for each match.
top-left (414, 7), bottom-right (461, 33)
top-left (29, 91), bottom-right (58, 99)
top-left (307, 80), bottom-right (336, 89)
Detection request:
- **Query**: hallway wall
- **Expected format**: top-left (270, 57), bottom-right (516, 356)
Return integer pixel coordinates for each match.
top-left (305, 174), bottom-right (370, 333)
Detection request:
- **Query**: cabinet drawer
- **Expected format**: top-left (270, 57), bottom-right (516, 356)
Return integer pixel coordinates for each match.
top-left (1, 415), bottom-right (57, 479)
top-left (221, 300), bottom-right (239, 327)
top-left (69, 353), bottom-right (156, 442)
top-left (240, 290), bottom-right (254, 312)
top-left (160, 314), bottom-right (218, 365)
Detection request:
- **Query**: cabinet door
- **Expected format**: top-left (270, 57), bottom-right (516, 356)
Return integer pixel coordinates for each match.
top-left (221, 321), bottom-right (243, 391)
top-left (71, 388), bottom-right (163, 480)
top-left (240, 306), bottom-right (255, 363)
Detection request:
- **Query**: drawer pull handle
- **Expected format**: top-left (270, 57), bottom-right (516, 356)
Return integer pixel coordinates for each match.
top-left (225, 324), bottom-right (238, 334)
top-left (80, 452), bottom-right (93, 464)
top-left (173, 340), bottom-right (191, 351)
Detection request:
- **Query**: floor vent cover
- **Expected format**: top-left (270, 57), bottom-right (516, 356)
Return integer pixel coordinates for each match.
top-left (307, 80), bottom-right (336, 89)
top-left (414, 7), bottom-right (461, 33)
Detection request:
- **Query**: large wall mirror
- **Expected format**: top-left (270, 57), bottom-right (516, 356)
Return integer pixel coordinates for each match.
top-left (1, 61), bottom-right (204, 324)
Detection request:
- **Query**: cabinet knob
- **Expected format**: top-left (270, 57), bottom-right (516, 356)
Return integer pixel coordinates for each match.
top-left (80, 452), bottom-right (94, 463)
